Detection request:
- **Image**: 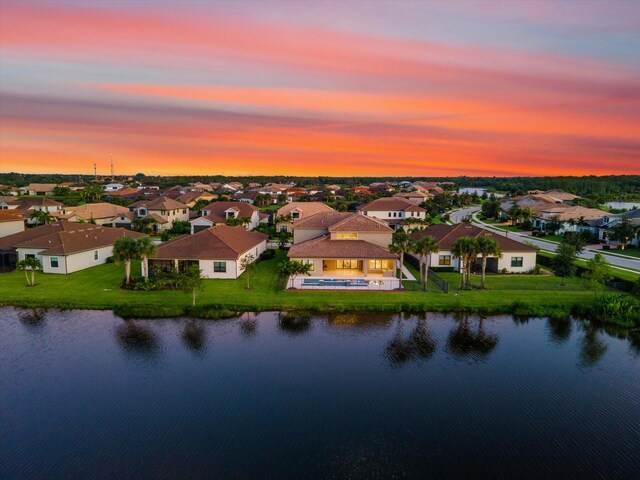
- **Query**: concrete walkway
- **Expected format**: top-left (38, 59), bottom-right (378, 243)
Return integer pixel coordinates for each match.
top-left (401, 264), bottom-right (416, 281)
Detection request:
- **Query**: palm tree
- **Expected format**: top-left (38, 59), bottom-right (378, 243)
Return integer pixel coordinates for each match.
top-left (113, 236), bottom-right (139, 286)
top-left (476, 236), bottom-right (503, 289)
top-left (389, 230), bottom-right (412, 288)
top-left (412, 235), bottom-right (439, 291)
top-left (16, 256), bottom-right (42, 286)
top-left (451, 236), bottom-right (478, 288)
top-left (507, 204), bottom-right (522, 226)
top-left (136, 237), bottom-right (156, 281)
top-left (30, 209), bottom-right (55, 225)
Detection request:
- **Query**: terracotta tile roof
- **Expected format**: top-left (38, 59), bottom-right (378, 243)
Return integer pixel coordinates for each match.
top-left (538, 205), bottom-right (606, 222)
top-left (59, 202), bottom-right (129, 221)
top-left (143, 197), bottom-right (188, 210)
top-left (328, 214), bottom-right (394, 232)
top-left (8, 197), bottom-right (63, 210)
top-left (293, 212), bottom-right (352, 229)
top-left (289, 235), bottom-right (397, 259)
top-left (277, 202), bottom-right (334, 218)
top-left (0, 210), bottom-right (25, 222)
top-left (358, 197), bottom-right (426, 213)
top-left (106, 187), bottom-right (140, 197)
top-left (411, 223), bottom-right (536, 252)
top-left (154, 224), bottom-right (267, 260)
top-left (196, 201), bottom-right (258, 223)
top-left (7, 222), bottom-right (144, 255)
top-left (24, 183), bottom-right (57, 192)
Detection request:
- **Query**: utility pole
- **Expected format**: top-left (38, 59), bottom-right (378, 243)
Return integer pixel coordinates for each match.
top-left (93, 162), bottom-right (97, 179)
top-left (110, 154), bottom-right (114, 178)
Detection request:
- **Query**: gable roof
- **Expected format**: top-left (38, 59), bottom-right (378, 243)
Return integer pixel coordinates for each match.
top-left (23, 183), bottom-right (57, 192)
top-left (7, 222), bottom-right (144, 255)
top-left (328, 214), bottom-right (393, 232)
top-left (411, 223), bottom-right (536, 252)
top-left (154, 224), bottom-right (267, 260)
top-left (195, 201), bottom-right (258, 224)
top-left (132, 197), bottom-right (188, 210)
top-left (358, 197), bottom-right (426, 213)
top-left (8, 197), bottom-right (63, 210)
top-left (59, 203), bottom-right (129, 221)
top-left (0, 210), bottom-right (25, 223)
top-left (288, 235), bottom-right (397, 259)
top-left (277, 201), bottom-right (334, 218)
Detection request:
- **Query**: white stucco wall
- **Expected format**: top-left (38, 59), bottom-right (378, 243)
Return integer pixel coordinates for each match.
top-left (0, 220), bottom-right (24, 238)
top-left (496, 252), bottom-right (537, 273)
top-left (360, 210), bottom-right (426, 220)
top-left (196, 240), bottom-right (266, 279)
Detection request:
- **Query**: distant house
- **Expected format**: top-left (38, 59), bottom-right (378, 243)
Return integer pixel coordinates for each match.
top-left (190, 201), bottom-right (260, 233)
top-left (351, 186), bottom-right (374, 196)
top-left (410, 224), bottom-right (537, 273)
top-left (369, 182), bottom-right (394, 194)
top-left (176, 190), bottom-right (217, 208)
top-left (232, 191), bottom-right (262, 205)
top-left (393, 191), bottom-right (433, 204)
top-left (276, 201), bottom-right (334, 233)
top-left (288, 212), bottom-right (400, 290)
top-left (146, 224), bottom-right (267, 279)
top-left (531, 206), bottom-right (608, 234)
top-left (0, 210), bottom-right (25, 239)
top-left (104, 183), bottom-right (124, 192)
top-left (357, 197), bottom-right (427, 229)
top-left (129, 197), bottom-right (190, 232)
top-left (104, 187), bottom-right (142, 201)
top-left (19, 183), bottom-right (58, 196)
top-left (5, 197), bottom-right (64, 224)
top-left (54, 202), bottom-right (130, 226)
top-left (0, 222), bottom-right (144, 274)
top-left (412, 182), bottom-right (444, 196)
top-left (598, 209), bottom-right (640, 246)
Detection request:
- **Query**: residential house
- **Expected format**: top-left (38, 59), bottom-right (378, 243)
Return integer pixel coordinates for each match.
top-left (393, 191), bottom-right (433, 205)
top-left (412, 182), bottom-right (444, 196)
top-left (19, 183), bottom-right (58, 196)
top-left (54, 202), bottom-right (130, 226)
top-left (369, 182), bottom-right (394, 194)
top-left (177, 190), bottom-right (217, 208)
top-left (104, 183), bottom-right (124, 192)
top-left (0, 210), bottom-right (25, 238)
top-left (189, 182), bottom-right (214, 192)
top-left (232, 191), bottom-right (262, 205)
top-left (351, 186), bottom-right (374, 196)
top-left (288, 212), bottom-right (400, 290)
top-left (146, 224), bottom-right (267, 279)
top-left (190, 201), bottom-right (260, 233)
top-left (410, 223), bottom-right (537, 273)
top-left (0, 222), bottom-right (144, 274)
top-left (590, 209), bottom-right (640, 246)
top-left (129, 197), bottom-right (189, 232)
top-left (531, 205), bottom-right (608, 235)
top-left (276, 202), bottom-right (334, 233)
top-left (5, 197), bottom-right (64, 224)
top-left (104, 187), bottom-right (142, 201)
top-left (357, 197), bottom-right (427, 229)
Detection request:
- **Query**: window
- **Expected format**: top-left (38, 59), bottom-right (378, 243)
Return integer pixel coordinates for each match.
top-left (369, 260), bottom-right (391, 270)
top-left (292, 212), bottom-right (300, 219)
top-left (388, 212), bottom-right (392, 217)
top-left (50, 257), bottom-right (59, 268)
top-left (337, 259), bottom-right (360, 269)
top-left (439, 255), bottom-right (452, 266)
top-left (161, 210), bottom-right (166, 215)
top-left (214, 261), bottom-right (226, 273)
top-left (226, 212), bottom-right (235, 219)
top-left (337, 232), bottom-right (357, 240)
top-left (280, 225), bottom-right (288, 232)
top-left (299, 259), bottom-right (314, 269)
top-left (25, 254), bottom-right (36, 259)
top-left (94, 250), bottom-right (99, 260)
top-left (511, 257), bottom-right (523, 267)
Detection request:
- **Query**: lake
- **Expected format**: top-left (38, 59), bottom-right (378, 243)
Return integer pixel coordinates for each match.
top-left (1, 308), bottom-right (639, 479)
top-left (605, 202), bottom-right (640, 211)
top-left (458, 187), bottom-right (505, 198)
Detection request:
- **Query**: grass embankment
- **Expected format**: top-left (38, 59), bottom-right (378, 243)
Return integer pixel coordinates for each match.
top-left (1, 251), bottom-right (633, 320)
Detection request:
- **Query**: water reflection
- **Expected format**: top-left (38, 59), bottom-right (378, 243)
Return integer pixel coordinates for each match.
top-left (18, 308), bottom-right (47, 329)
top-left (240, 313), bottom-right (258, 336)
top-left (182, 320), bottom-right (206, 352)
top-left (547, 317), bottom-right (572, 344)
top-left (115, 320), bottom-right (159, 356)
top-left (580, 326), bottom-right (608, 367)
top-left (278, 312), bottom-right (312, 335)
top-left (385, 314), bottom-right (437, 367)
top-left (447, 313), bottom-right (499, 361)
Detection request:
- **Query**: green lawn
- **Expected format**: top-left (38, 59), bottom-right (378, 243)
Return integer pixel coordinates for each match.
top-left (602, 247), bottom-right (640, 259)
top-left (0, 251), bottom-right (624, 316)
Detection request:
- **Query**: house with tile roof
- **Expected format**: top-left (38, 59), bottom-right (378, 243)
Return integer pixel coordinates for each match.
top-left (357, 197), bottom-right (427, 229)
top-left (129, 197), bottom-right (189, 232)
top-left (0, 222), bottom-right (143, 274)
top-left (275, 202), bottom-right (334, 233)
top-left (18, 183), bottom-right (58, 196)
top-left (54, 202), bottom-right (130, 226)
top-left (287, 212), bottom-right (399, 290)
top-left (146, 224), bottom-right (267, 279)
top-left (531, 205), bottom-right (608, 235)
top-left (0, 210), bottom-right (25, 239)
top-left (190, 201), bottom-right (260, 233)
top-left (176, 190), bottom-right (217, 207)
top-left (410, 223), bottom-right (537, 273)
top-left (4, 197), bottom-right (64, 224)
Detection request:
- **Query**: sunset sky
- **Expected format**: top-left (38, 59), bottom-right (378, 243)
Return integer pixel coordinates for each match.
top-left (1, 0), bottom-right (639, 177)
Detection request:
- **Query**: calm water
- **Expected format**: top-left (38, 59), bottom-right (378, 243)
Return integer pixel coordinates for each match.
top-left (605, 201), bottom-right (640, 210)
top-left (1, 308), bottom-right (639, 480)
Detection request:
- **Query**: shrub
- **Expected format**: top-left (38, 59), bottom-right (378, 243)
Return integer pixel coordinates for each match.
top-left (259, 249), bottom-right (276, 260)
top-left (160, 231), bottom-right (170, 241)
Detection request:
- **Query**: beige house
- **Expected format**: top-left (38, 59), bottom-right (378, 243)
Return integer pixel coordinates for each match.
top-left (54, 203), bottom-right (130, 226)
top-left (357, 197), bottom-right (427, 229)
top-left (4, 222), bottom-right (143, 274)
top-left (147, 224), bottom-right (267, 279)
top-left (4, 197), bottom-right (64, 225)
top-left (19, 183), bottom-right (57, 196)
top-left (410, 224), bottom-right (537, 273)
top-left (0, 210), bottom-right (24, 238)
top-left (288, 212), bottom-right (399, 290)
top-left (276, 202), bottom-right (334, 233)
top-left (190, 201), bottom-right (260, 233)
top-left (129, 197), bottom-right (189, 232)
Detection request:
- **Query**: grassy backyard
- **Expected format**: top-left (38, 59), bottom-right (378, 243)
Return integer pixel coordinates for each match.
top-left (1, 251), bottom-right (632, 318)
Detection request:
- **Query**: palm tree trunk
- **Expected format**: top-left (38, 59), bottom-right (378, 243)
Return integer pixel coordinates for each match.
top-left (192, 289), bottom-right (196, 307)
top-left (459, 260), bottom-right (464, 289)
top-left (418, 255), bottom-right (424, 285)
top-left (125, 260), bottom-right (131, 285)
top-left (31, 269), bottom-right (35, 286)
top-left (142, 256), bottom-right (148, 281)
top-left (481, 257), bottom-right (487, 289)
top-left (24, 270), bottom-right (30, 286)
top-left (424, 256), bottom-right (430, 292)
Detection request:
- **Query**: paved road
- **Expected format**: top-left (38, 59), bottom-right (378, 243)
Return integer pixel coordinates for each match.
top-left (447, 207), bottom-right (640, 274)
